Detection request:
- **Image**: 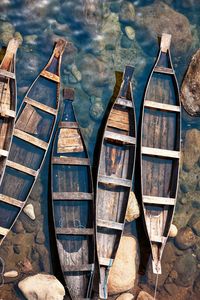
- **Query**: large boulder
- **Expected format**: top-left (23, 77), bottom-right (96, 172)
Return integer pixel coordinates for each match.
top-left (175, 227), bottom-right (197, 250)
top-left (134, 1), bottom-right (193, 55)
top-left (18, 273), bottom-right (65, 300)
top-left (181, 49), bottom-right (200, 116)
top-left (183, 129), bottom-right (200, 171)
top-left (108, 236), bottom-right (138, 295)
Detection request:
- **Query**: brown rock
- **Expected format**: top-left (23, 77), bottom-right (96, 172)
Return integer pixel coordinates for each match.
top-left (175, 227), bottom-right (197, 250)
top-left (183, 129), bottom-right (200, 171)
top-left (181, 49), bottom-right (200, 116)
top-left (125, 191), bottom-right (140, 222)
top-left (116, 292), bottom-right (134, 300)
top-left (137, 291), bottom-right (154, 300)
top-left (108, 236), bottom-right (138, 295)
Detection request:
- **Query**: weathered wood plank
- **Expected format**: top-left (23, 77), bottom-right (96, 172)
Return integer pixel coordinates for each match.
top-left (0, 69), bottom-right (15, 79)
top-left (53, 192), bottom-right (93, 200)
top-left (24, 97), bottom-right (57, 115)
top-left (150, 235), bottom-right (166, 243)
top-left (0, 226), bottom-right (9, 236)
top-left (0, 108), bottom-right (16, 118)
top-left (0, 193), bottom-right (23, 208)
top-left (6, 160), bottom-right (37, 177)
top-left (59, 121), bottom-right (78, 128)
top-left (98, 257), bottom-right (113, 266)
top-left (52, 157), bottom-right (89, 166)
top-left (14, 128), bottom-right (48, 150)
top-left (98, 174), bottom-right (132, 187)
top-left (104, 131), bottom-right (136, 144)
top-left (160, 33), bottom-right (171, 53)
top-left (141, 146), bottom-right (180, 159)
top-left (154, 66), bottom-right (174, 75)
top-left (115, 98), bottom-right (133, 108)
top-left (143, 195), bottom-right (175, 206)
top-left (63, 264), bottom-right (94, 272)
top-left (56, 228), bottom-right (93, 235)
top-left (97, 219), bottom-right (124, 231)
top-left (40, 70), bottom-right (60, 83)
top-left (144, 100), bottom-right (180, 112)
top-left (0, 149), bottom-right (8, 157)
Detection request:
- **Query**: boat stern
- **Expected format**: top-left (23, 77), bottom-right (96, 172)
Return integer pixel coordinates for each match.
top-left (152, 259), bottom-right (162, 275)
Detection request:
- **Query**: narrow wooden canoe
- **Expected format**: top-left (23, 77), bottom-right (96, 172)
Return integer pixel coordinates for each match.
top-left (0, 39), bottom-right (66, 246)
top-left (0, 38), bottom-right (19, 184)
top-left (51, 88), bottom-right (95, 299)
top-left (141, 33), bottom-right (181, 274)
top-left (96, 66), bottom-right (136, 299)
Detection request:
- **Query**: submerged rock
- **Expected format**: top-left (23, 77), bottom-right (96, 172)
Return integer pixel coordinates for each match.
top-left (18, 273), bottom-right (65, 300)
top-left (175, 227), bottom-right (197, 250)
top-left (101, 13), bottom-right (121, 50)
top-left (134, 1), bottom-right (193, 55)
top-left (183, 129), bottom-right (200, 171)
top-left (116, 292), bottom-right (134, 300)
top-left (89, 98), bottom-right (104, 121)
top-left (125, 191), bottom-right (140, 222)
top-left (174, 253), bottom-right (197, 287)
top-left (23, 204), bottom-right (36, 220)
top-left (71, 63), bottom-right (82, 82)
top-left (181, 49), bottom-right (200, 116)
top-left (125, 26), bottom-right (135, 40)
top-left (119, 1), bottom-right (135, 23)
top-left (137, 291), bottom-right (154, 300)
top-left (108, 236), bottom-right (138, 295)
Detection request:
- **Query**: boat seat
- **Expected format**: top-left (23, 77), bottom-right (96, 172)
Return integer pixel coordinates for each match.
top-left (52, 192), bottom-right (93, 200)
top-left (97, 219), bottom-right (124, 231)
top-left (99, 257), bottom-right (113, 266)
top-left (141, 146), bottom-right (180, 159)
top-left (14, 128), bottom-right (48, 150)
top-left (0, 226), bottom-right (9, 236)
top-left (63, 263), bottom-right (94, 272)
top-left (56, 227), bottom-right (93, 235)
top-left (104, 130), bottom-right (136, 145)
top-left (150, 235), bottom-right (166, 244)
top-left (59, 121), bottom-right (78, 129)
top-left (0, 109), bottom-right (16, 118)
top-left (52, 157), bottom-right (90, 166)
top-left (41, 70), bottom-right (60, 83)
top-left (144, 100), bottom-right (180, 112)
top-left (0, 193), bottom-right (24, 208)
top-left (115, 98), bottom-right (133, 108)
top-left (0, 149), bottom-right (9, 157)
top-left (6, 160), bottom-right (38, 177)
top-left (98, 175), bottom-right (132, 188)
top-left (143, 195), bottom-right (175, 206)
top-left (154, 66), bottom-right (174, 75)
top-left (25, 97), bottom-right (57, 115)
top-left (0, 69), bottom-right (15, 79)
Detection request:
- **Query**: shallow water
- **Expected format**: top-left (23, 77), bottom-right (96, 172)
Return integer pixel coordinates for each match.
top-left (0, 0), bottom-right (200, 299)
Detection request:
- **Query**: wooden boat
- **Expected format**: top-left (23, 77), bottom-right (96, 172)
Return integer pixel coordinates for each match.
top-left (96, 66), bottom-right (136, 299)
top-left (140, 33), bottom-right (181, 274)
top-left (51, 88), bottom-right (95, 299)
top-left (0, 39), bottom-right (66, 246)
top-left (0, 38), bottom-right (19, 184)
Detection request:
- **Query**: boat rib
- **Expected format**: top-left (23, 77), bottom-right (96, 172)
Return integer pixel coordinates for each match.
top-left (140, 33), bottom-right (181, 274)
top-left (96, 65), bottom-right (137, 299)
top-left (0, 39), bottom-right (66, 246)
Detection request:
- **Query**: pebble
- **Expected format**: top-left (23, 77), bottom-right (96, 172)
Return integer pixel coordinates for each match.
top-left (169, 224), bottom-right (178, 238)
top-left (4, 270), bottom-right (18, 278)
top-left (125, 26), bottom-right (135, 40)
top-left (23, 204), bottom-right (36, 220)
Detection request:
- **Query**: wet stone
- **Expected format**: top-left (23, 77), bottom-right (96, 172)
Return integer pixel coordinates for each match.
top-left (12, 220), bottom-right (24, 234)
top-left (183, 129), bottom-right (200, 171)
top-left (13, 244), bottom-right (21, 254)
top-left (119, 1), bottom-right (135, 23)
top-left (35, 230), bottom-right (45, 244)
top-left (174, 253), bottom-right (197, 287)
top-left (175, 227), bottom-right (197, 250)
top-left (125, 26), bottom-right (135, 40)
top-left (188, 214), bottom-right (200, 236)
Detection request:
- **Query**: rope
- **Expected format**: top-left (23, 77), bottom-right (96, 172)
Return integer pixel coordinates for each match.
top-left (153, 270), bottom-right (159, 300)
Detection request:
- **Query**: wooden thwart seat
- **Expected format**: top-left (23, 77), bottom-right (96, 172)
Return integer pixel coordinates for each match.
top-left (6, 160), bottom-right (37, 177)
top-left (0, 69), bottom-right (15, 79)
top-left (59, 121), bottom-right (78, 129)
top-left (144, 100), bottom-right (180, 112)
top-left (14, 128), bottom-right (48, 150)
top-left (151, 235), bottom-right (166, 244)
top-left (0, 149), bottom-right (9, 157)
top-left (104, 130), bottom-right (136, 145)
top-left (0, 108), bottom-right (16, 118)
top-left (143, 195), bottom-right (175, 206)
top-left (52, 192), bottom-right (93, 200)
top-left (52, 157), bottom-right (89, 166)
top-left (141, 146), bottom-right (180, 159)
top-left (98, 175), bottom-right (132, 188)
top-left (0, 193), bottom-right (23, 208)
top-left (154, 66), bottom-right (174, 75)
top-left (115, 98), bottom-right (133, 108)
top-left (25, 97), bottom-right (57, 115)
top-left (56, 228), bottom-right (93, 235)
top-left (64, 263), bottom-right (94, 272)
top-left (99, 257), bottom-right (113, 266)
top-left (41, 70), bottom-right (60, 83)
top-left (0, 226), bottom-right (9, 236)
top-left (97, 219), bottom-right (124, 231)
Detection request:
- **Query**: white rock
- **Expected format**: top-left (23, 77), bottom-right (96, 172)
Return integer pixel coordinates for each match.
top-left (4, 270), bottom-right (18, 278)
top-left (116, 292), bottom-right (134, 300)
top-left (23, 204), bottom-right (35, 220)
top-left (169, 224), bottom-right (178, 237)
top-left (125, 191), bottom-right (140, 222)
top-left (108, 236), bottom-right (138, 295)
top-left (18, 273), bottom-right (65, 300)
top-left (125, 26), bottom-right (135, 40)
